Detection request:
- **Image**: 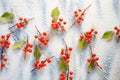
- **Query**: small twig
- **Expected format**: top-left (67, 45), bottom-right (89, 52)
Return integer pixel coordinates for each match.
top-left (35, 26), bottom-right (42, 35)
top-left (24, 36), bottom-right (29, 60)
top-left (31, 56), bottom-right (55, 72)
top-left (62, 38), bottom-right (68, 52)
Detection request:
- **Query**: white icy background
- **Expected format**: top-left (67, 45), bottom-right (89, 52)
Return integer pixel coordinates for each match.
top-left (0, 0), bottom-right (120, 80)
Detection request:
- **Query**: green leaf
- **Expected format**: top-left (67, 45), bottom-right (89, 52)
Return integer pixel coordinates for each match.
top-left (0, 12), bottom-right (14, 23)
top-left (12, 40), bottom-right (25, 49)
top-left (59, 59), bottom-right (68, 72)
top-left (51, 7), bottom-right (60, 19)
top-left (88, 61), bottom-right (95, 72)
top-left (78, 38), bottom-right (87, 50)
top-left (34, 45), bottom-right (42, 60)
top-left (102, 31), bottom-right (114, 40)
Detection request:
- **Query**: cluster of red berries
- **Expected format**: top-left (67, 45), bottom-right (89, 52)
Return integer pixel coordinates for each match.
top-left (51, 18), bottom-right (67, 31)
top-left (0, 33), bottom-right (11, 48)
top-left (33, 57), bottom-right (51, 70)
top-left (60, 47), bottom-right (73, 63)
top-left (23, 43), bottom-right (33, 53)
top-left (60, 71), bottom-right (74, 80)
top-left (114, 26), bottom-right (120, 36)
top-left (34, 32), bottom-right (49, 45)
top-left (74, 8), bottom-right (85, 24)
top-left (87, 53), bottom-right (99, 63)
top-left (0, 53), bottom-right (8, 67)
top-left (80, 29), bottom-right (98, 43)
top-left (16, 17), bottom-right (28, 29)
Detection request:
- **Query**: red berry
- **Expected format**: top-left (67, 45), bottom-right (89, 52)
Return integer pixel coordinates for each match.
top-left (95, 57), bottom-right (99, 61)
top-left (94, 31), bottom-right (98, 34)
top-left (114, 26), bottom-right (118, 30)
top-left (1, 35), bottom-right (5, 39)
top-left (20, 23), bottom-right (24, 27)
top-left (63, 21), bottom-right (67, 25)
top-left (92, 53), bottom-right (96, 57)
top-left (16, 23), bottom-right (21, 29)
top-left (19, 17), bottom-right (23, 20)
top-left (80, 35), bottom-right (84, 39)
top-left (34, 35), bottom-right (38, 38)
top-left (69, 71), bottom-right (73, 75)
top-left (3, 58), bottom-right (8, 61)
top-left (68, 47), bottom-right (73, 51)
top-left (24, 18), bottom-right (28, 23)
top-left (59, 18), bottom-right (63, 22)
top-left (6, 33), bottom-right (11, 38)
top-left (1, 63), bottom-right (5, 67)
top-left (43, 32), bottom-right (47, 36)
top-left (51, 19), bottom-right (55, 23)
top-left (87, 58), bottom-right (91, 63)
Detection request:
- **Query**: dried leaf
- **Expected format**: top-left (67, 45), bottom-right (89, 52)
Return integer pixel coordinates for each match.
top-left (59, 59), bottom-right (68, 72)
top-left (78, 38), bottom-right (87, 50)
top-left (51, 7), bottom-right (60, 19)
top-left (0, 12), bottom-right (14, 23)
top-left (12, 40), bottom-right (25, 49)
top-left (102, 31), bottom-right (114, 40)
top-left (34, 45), bottom-right (42, 60)
top-left (88, 61), bottom-right (95, 72)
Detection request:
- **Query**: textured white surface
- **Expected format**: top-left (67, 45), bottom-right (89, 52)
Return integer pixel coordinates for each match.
top-left (0, 0), bottom-right (120, 80)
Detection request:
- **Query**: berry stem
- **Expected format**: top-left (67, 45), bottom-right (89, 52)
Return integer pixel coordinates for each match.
top-left (31, 56), bottom-right (55, 72)
top-left (62, 38), bottom-right (70, 80)
top-left (35, 26), bottom-right (42, 36)
top-left (24, 36), bottom-right (29, 60)
top-left (0, 37), bottom-right (9, 71)
top-left (8, 18), bottom-right (34, 30)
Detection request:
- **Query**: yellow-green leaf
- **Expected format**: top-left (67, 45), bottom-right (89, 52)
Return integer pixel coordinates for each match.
top-left (88, 61), bottom-right (95, 72)
top-left (59, 59), bottom-right (68, 72)
top-left (51, 7), bottom-right (60, 19)
top-left (102, 31), bottom-right (114, 40)
top-left (78, 38), bottom-right (87, 50)
top-left (34, 45), bottom-right (42, 60)
top-left (12, 40), bottom-right (25, 49)
top-left (0, 12), bottom-right (14, 23)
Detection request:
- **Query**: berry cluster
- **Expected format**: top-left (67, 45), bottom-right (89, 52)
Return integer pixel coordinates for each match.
top-left (60, 71), bottom-right (74, 80)
top-left (51, 18), bottom-right (67, 31)
top-left (73, 8), bottom-right (84, 24)
top-left (71, 5), bottom-right (91, 28)
top-left (87, 53), bottom-right (99, 63)
top-left (16, 17), bottom-right (29, 29)
top-left (34, 32), bottom-right (49, 45)
top-left (60, 47), bottom-right (72, 63)
top-left (60, 46), bottom-right (73, 80)
top-left (80, 28), bottom-right (98, 43)
top-left (114, 26), bottom-right (120, 36)
top-left (0, 53), bottom-right (8, 67)
top-left (23, 43), bottom-right (33, 53)
top-left (0, 33), bottom-right (11, 48)
top-left (33, 57), bottom-right (51, 70)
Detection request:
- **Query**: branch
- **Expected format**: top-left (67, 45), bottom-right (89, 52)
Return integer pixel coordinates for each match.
top-left (35, 26), bottom-right (42, 36)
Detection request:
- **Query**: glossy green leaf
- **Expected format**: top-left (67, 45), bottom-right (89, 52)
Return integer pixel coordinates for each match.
top-left (59, 59), bottom-right (68, 72)
top-left (88, 61), bottom-right (95, 72)
top-left (34, 45), bottom-right (42, 60)
top-left (102, 31), bottom-right (114, 40)
top-left (78, 38), bottom-right (87, 50)
top-left (0, 12), bottom-right (14, 23)
top-left (51, 7), bottom-right (60, 19)
top-left (12, 40), bottom-right (25, 49)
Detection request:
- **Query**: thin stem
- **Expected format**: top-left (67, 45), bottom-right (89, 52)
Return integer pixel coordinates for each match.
top-left (31, 56), bottom-right (55, 72)
top-left (24, 36), bottom-right (29, 60)
top-left (62, 38), bottom-right (68, 52)
top-left (35, 26), bottom-right (42, 35)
